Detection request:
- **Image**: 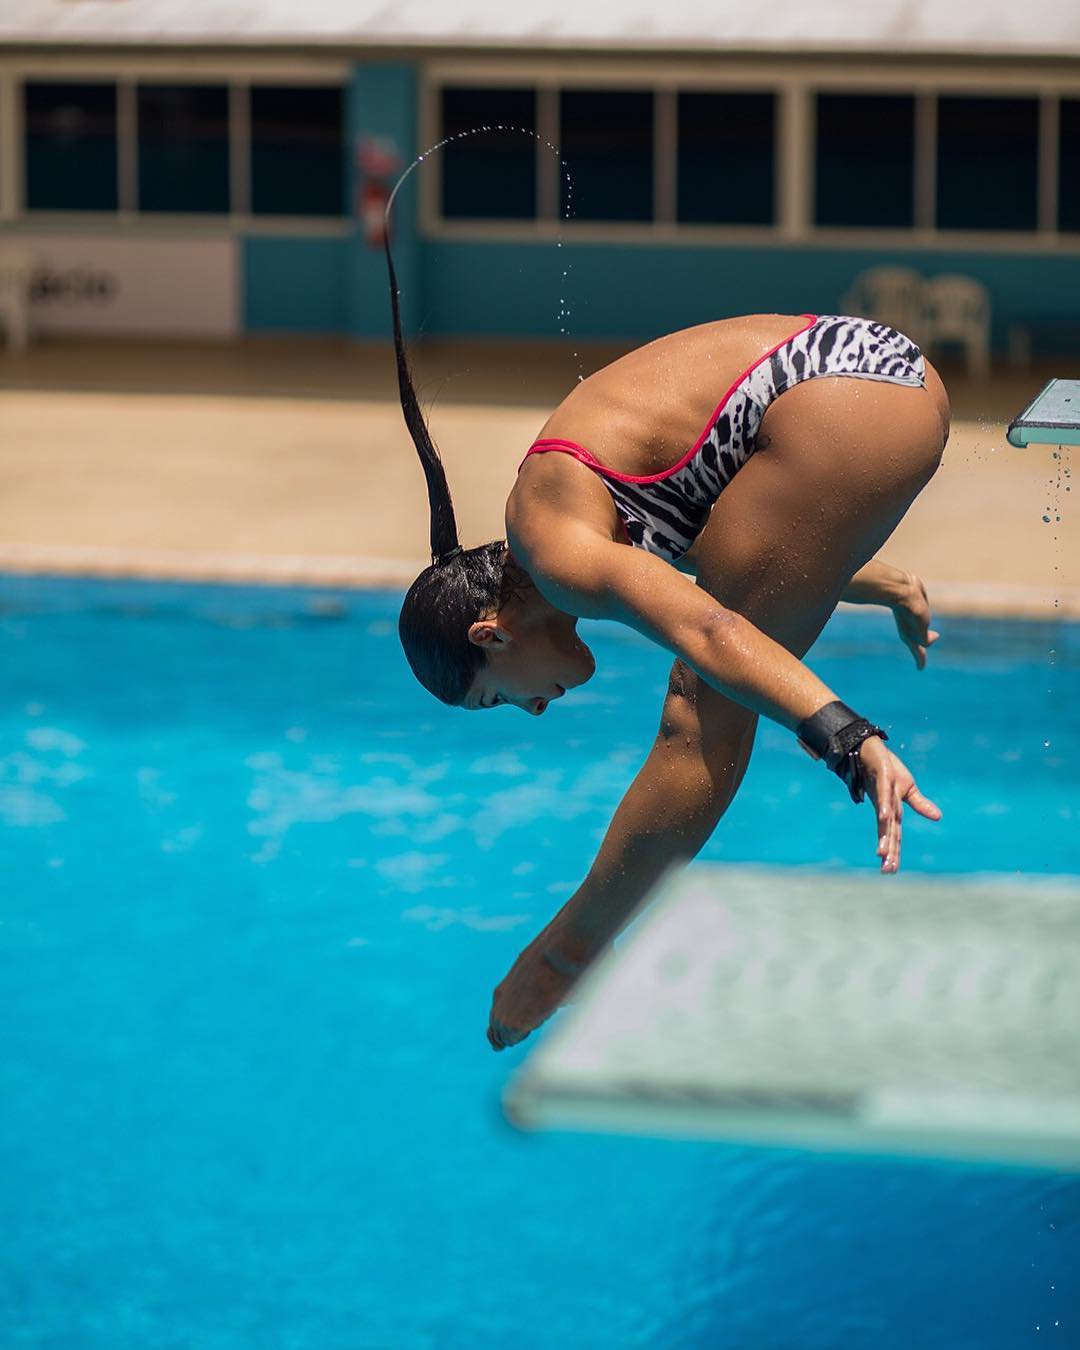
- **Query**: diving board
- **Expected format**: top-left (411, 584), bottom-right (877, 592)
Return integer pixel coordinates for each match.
top-left (1007, 378), bottom-right (1080, 446)
top-left (504, 866), bottom-right (1080, 1172)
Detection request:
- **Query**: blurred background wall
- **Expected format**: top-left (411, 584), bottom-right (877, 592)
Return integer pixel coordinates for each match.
top-left (1, 3), bottom-right (1079, 356)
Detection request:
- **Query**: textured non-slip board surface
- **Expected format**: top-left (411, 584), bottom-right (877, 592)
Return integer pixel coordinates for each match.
top-left (1008, 378), bottom-right (1080, 446)
top-left (506, 866), bottom-right (1080, 1170)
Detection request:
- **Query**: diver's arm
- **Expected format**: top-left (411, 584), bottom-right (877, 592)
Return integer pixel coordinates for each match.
top-left (842, 562), bottom-right (940, 670)
top-left (840, 559), bottom-right (910, 605)
top-left (533, 529), bottom-right (937, 863)
top-left (533, 529), bottom-right (838, 732)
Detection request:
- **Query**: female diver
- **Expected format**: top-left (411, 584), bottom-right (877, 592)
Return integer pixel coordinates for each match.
top-left (385, 248), bottom-right (950, 1053)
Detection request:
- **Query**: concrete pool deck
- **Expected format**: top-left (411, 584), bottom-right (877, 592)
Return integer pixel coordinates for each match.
top-left (0, 334), bottom-right (1076, 618)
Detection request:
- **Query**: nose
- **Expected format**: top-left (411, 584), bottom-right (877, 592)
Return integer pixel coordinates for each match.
top-left (530, 697), bottom-right (548, 715)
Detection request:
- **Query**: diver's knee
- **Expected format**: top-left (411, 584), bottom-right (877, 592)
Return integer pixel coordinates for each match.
top-left (659, 660), bottom-right (699, 742)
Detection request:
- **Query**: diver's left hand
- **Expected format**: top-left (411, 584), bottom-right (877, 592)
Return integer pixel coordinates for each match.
top-left (487, 927), bottom-right (611, 1052)
top-left (858, 736), bottom-right (942, 874)
top-left (891, 571), bottom-right (940, 670)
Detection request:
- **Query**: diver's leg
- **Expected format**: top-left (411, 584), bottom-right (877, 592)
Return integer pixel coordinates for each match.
top-left (549, 373), bottom-right (946, 958)
top-left (695, 372), bottom-right (947, 637)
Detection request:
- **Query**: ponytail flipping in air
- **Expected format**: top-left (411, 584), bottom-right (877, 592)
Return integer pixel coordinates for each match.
top-left (384, 181), bottom-right (524, 706)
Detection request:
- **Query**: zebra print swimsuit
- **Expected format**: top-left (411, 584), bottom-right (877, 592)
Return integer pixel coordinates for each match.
top-left (520, 313), bottom-right (927, 563)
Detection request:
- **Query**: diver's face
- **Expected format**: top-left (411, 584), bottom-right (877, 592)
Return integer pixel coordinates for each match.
top-left (462, 608), bottom-right (595, 715)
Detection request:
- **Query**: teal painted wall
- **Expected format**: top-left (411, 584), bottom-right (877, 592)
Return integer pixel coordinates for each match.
top-left (345, 63), bottom-right (418, 338)
top-left (242, 62), bottom-right (418, 338)
top-left (243, 230), bottom-right (1080, 351)
top-left (243, 237), bottom-right (350, 333)
top-left (420, 239), bottom-right (1080, 351)
top-left (240, 60), bottom-right (1080, 352)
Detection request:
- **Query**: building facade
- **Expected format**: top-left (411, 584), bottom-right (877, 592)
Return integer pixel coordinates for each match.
top-left (2, 36), bottom-right (1079, 352)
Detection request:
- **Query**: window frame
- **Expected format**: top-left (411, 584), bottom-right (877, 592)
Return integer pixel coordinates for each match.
top-left (0, 55), bottom-right (351, 235)
top-left (421, 57), bottom-right (1080, 253)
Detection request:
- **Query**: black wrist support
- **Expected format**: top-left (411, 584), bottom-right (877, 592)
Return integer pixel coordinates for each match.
top-left (796, 700), bottom-right (888, 804)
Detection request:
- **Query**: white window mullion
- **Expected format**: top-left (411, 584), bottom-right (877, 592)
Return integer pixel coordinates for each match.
top-left (0, 72), bottom-right (20, 220)
top-left (654, 86), bottom-right (676, 225)
top-left (914, 91), bottom-right (936, 232)
top-left (117, 77), bottom-right (137, 215)
top-left (418, 75), bottom-right (439, 234)
top-left (230, 81), bottom-right (251, 218)
top-left (1039, 94), bottom-right (1060, 235)
top-left (778, 83), bottom-right (812, 238)
top-left (537, 84), bottom-right (559, 222)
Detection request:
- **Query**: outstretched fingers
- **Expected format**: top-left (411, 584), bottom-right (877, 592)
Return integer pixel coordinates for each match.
top-left (488, 1019), bottom-right (526, 1052)
top-left (904, 782), bottom-right (942, 821)
top-left (877, 783), bottom-right (901, 874)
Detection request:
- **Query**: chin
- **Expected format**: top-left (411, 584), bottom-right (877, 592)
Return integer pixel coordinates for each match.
top-left (575, 645), bottom-right (597, 685)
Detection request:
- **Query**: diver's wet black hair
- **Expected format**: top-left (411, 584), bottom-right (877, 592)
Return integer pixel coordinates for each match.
top-left (384, 201), bottom-right (524, 706)
top-left (397, 540), bottom-right (533, 707)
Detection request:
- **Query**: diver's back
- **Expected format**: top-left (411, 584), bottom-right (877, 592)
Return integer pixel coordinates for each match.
top-left (535, 314), bottom-right (815, 478)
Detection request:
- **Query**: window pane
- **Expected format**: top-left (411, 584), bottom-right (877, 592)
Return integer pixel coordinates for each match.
top-left (678, 92), bottom-right (775, 225)
top-left (138, 84), bottom-right (230, 214)
top-left (251, 86), bottom-right (343, 216)
top-left (440, 87), bottom-right (537, 219)
top-left (937, 96), bottom-right (1038, 231)
top-left (815, 93), bottom-right (915, 228)
top-left (1059, 99), bottom-right (1080, 233)
top-left (24, 82), bottom-right (117, 211)
top-left (560, 90), bottom-right (653, 222)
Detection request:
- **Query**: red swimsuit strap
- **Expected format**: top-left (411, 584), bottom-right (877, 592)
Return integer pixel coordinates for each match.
top-left (519, 313), bottom-right (818, 485)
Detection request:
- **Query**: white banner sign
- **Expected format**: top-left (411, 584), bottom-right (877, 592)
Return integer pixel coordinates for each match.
top-left (6, 233), bottom-right (240, 338)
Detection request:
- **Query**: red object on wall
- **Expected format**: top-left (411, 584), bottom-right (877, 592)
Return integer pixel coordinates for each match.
top-left (358, 178), bottom-right (390, 248)
top-left (355, 135), bottom-right (402, 248)
top-left (357, 135), bottom-right (403, 180)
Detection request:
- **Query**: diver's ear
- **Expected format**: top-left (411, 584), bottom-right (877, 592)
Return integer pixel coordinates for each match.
top-left (467, 619), bottom-right (513, 649)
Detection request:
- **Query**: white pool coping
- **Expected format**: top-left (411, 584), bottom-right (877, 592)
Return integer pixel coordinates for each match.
top-left (0, 541), bottom-right (1077, 619)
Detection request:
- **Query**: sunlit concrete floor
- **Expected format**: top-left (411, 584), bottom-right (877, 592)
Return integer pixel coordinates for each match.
top-left (0, 334), bottom-right (1076, 616)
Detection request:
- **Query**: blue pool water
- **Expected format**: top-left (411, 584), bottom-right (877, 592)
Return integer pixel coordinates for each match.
top-left (1, 574), bottom-right (1077, 1350)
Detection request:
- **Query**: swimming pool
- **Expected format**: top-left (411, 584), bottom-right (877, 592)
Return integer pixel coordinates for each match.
top-left (2, 574), bottom-right (1077, 1349)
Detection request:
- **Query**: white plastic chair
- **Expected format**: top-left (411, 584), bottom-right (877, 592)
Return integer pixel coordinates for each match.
top-left (0, 245), bottom-right (38, 355)
top-left (920, 274), bottom-right (992, 380)
top-left (839, 266), bottom-right (929, 348)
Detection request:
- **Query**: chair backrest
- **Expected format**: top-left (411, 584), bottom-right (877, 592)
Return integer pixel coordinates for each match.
top-left (923, 274), bottom-right (991, 330)
top-left (842, 266), bottom-right (928, 338)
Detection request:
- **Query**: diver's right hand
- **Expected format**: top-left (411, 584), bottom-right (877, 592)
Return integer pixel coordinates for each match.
top-left (857, 736), bottom-right (942, 874)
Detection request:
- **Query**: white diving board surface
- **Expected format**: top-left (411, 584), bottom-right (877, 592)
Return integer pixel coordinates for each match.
top-left (504, 866), bottom-right (1080, 1172)
top-left (1007, 377), bottom-right (1080, 446)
